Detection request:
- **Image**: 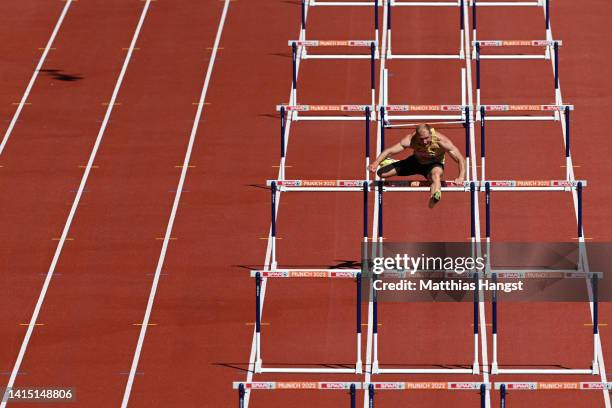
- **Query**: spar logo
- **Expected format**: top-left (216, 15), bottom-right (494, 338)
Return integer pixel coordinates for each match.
top-left (264, 271), bottom-right (289, 278)
top-left (319, 383), bottom-right (350, 390)
top-left (330, 272), bottom-right (355, 278)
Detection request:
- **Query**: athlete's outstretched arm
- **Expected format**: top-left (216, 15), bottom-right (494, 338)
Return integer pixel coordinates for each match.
top-left (368, 133), bottom-right (413, 172)
top-left (439, 136), bottom-right (466, 183)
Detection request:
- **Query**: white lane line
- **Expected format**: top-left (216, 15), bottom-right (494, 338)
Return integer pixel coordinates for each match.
top-left (0, 0), bottom-right (74, 156)
top-left (0, 2), bottom-right (153, 407)
top-left (363, 2), bottom-right (388, 407)
top-left (241, 3), bottom-right (311, 405)
top-left (461, 2), bottom-right (489, 407)
top-left (543, 9), bottom-right (610, 407)
top-left (119, 1), bottom-right (231, 406)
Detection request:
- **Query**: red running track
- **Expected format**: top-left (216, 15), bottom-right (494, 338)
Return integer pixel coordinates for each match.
top-left (0, 1), bottom-right (610, 407)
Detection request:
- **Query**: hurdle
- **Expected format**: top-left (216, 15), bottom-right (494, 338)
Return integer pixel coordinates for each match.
top-left (481, 180), bottom-right (600, 375)
top-left (478, 105), bottom-right (574, 180)
top-left (494, 382), bottom-right (612, 407)
top-left (277, 106), bottom-right (372, 180)
top-left (233, 382), bottom-right (360, 407)
top-left (366, 382), bottom-right (488, 407)
top-left (471, 0), bottom-right (552, 58)
top-left (251, 269), bottom-right (363, 373)
top-left (474, 41), bottom-right (563, 114)
top-left (371, 181), bottom-right (480, 374)
top-left (285, 40), bottom-right (376, 118)
top-left (386, 0), bottom-right (465, 59)
top-left (299, 0), bottom-right (379, 59)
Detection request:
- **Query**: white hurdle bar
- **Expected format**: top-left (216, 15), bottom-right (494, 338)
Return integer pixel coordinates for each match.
top-left (481, 181), bottom-right (599, 375)
top-left (366, 382), bottom-right (489, 406)
top-left (471, 0), bottom-right (551, 58)
top-left (386, 0), bottom-right (465, 59)
top-left (496, 382), bottom-right (612, 407)
top-left (300, 0), bottom-right (380, 59)
top-left (478, 104), bottom-right (574, 180)
top-left (251, 270), bottom-right (363, 374)
top-left (234, 381), bottom-right (361, 407)
top-left (308, 0), bottom-right (379, 7)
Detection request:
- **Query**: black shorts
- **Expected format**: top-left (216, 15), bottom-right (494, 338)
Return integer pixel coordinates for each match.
top-left (389, 155), bottom-right (444, 178)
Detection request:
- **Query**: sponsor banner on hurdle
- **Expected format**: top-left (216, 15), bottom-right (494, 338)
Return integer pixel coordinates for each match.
top-left (474, 40), bottom-right (562, 47)
top-left (381, 104), bottom-right (466, 112)
top-left (233, 382), bottom-right (361, 390)
top-left (485, 179), bottom-right (584, 187)
top-left (478, 104), bottom-right (574, 112)
top-left (276, 104), bottom-right (372, 112)
top-left (367, 382), bottom-right (489, 390)
top-left (250, 270), bottom-right (360, 278)
top-left (289, 40), bottom-right (376, 47)
top-left (495, 382), bottom-right (612, 390)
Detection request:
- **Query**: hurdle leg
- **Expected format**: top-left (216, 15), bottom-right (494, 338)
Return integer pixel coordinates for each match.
top-left (470, 181), bottom-right (480, 374)
top-left (291, 42), bottom-right (298, 119)
top-left (475, 44), bottom-right (481, 113)
top-left (350, 383), bottom-right (356, 408)
top-left (500, 384), bottom-right (506, 408)
top-left (374, 0), bottom-right (379, 57)
top-left (365, 108), bottom-right (371, 181)
top-left (480, 383), bottom-right (486, 408)
top-left (280, 107), bottom-right (286, 180)
top-left (368, 384), bottom-right (375, 408)
top-left (271, 181), bottom-right (278, 269)
top-left (553, 42), bottom-right (560, 102)
top-left (471, 0), bottom-right (477, 59)
top-left (238, 383), bottom-right (245, 408)
top-left (370, 43), bottom-right (376, 108)
top-left (255, 273), bottom-right (263, 372)
top-left (486, 183), bottom-right (499, 374)
top-left (465, 107), bottom-right (471, 182)
top-left (356, 272), bottom-right (363, 373)
top-left (459, 0), bottom-right (465, 59)
top-left (386, 0), bottom-right (392, 58)
top-left (592, 273), bottom-right (600, 374)
top-left (564, 106), bottom-right (570, 179)
top-left (372, 181), bottom-right (383, 373)
top-left (480, 107), bottom-right (486, 181)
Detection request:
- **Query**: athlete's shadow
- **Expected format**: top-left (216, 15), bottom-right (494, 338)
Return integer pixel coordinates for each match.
top-left (40, 69), bottom-right (83, 82)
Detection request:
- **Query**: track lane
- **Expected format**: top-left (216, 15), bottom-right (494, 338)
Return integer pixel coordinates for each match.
top-left (3, 1), bottom-right (225, 406)
top-left (0, 0), bottom-right (150, 383)
top-left (476, 3), bottom-right (607, 407)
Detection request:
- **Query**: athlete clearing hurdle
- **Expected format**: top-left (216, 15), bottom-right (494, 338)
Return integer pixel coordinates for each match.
top-left (368, 124), bottom-right (466, 208)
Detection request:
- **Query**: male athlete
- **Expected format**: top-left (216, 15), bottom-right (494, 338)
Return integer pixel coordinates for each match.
top-left (368, 124), bottom-right (466, 208)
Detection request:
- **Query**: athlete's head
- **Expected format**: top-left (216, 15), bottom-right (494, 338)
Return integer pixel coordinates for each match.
top-left (415, 124), bottom-right (433, 146)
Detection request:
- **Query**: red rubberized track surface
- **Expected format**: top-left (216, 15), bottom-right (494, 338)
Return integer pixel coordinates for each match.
top-left (0, 1), bottom-right (610, 407)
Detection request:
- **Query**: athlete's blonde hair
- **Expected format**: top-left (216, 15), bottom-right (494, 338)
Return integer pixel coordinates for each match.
top-left (415, 123), bottom-right (432, 135)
